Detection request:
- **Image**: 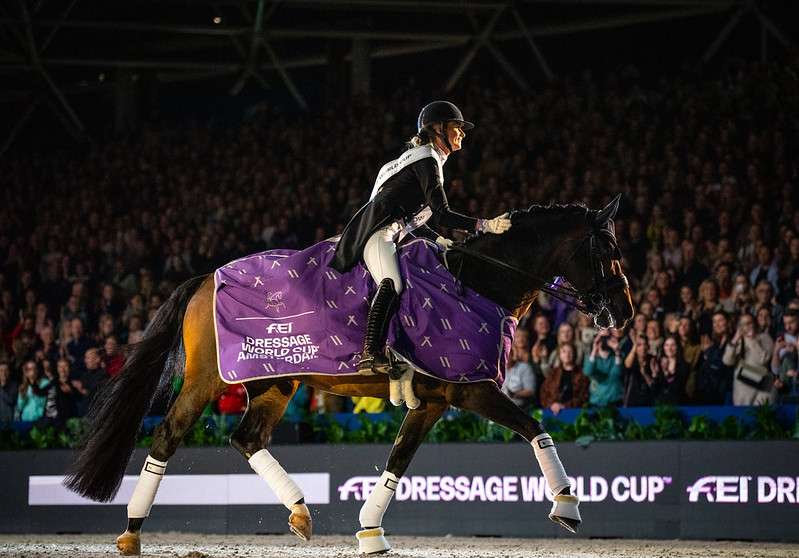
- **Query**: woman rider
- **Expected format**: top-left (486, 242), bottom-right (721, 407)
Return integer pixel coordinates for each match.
top-left (331, 101), bottom-right (512, 375)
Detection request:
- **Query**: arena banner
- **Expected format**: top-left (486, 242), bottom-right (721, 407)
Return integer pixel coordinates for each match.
top-left (0, 442), bottom-right (795, 541)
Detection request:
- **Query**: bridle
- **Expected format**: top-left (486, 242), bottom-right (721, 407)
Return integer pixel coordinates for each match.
top-left (449, 217), bottom-right (628, 326)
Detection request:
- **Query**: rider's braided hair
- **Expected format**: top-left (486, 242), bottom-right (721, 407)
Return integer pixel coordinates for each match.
top-left (405, 126), bottom-right (434, 150)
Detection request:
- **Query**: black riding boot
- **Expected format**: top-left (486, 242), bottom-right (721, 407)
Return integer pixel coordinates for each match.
top-left (358, 278), bottom-right (398, 375)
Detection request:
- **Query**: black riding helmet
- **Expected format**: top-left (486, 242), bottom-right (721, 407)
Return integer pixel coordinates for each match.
top-left (417, 100), bottom-right (474, 133)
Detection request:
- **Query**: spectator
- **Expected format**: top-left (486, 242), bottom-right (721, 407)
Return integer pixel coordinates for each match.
top-left (753, 280), bottom-right (783, 328)
top-left (645, 319), bottom-right (663, 356)
top-left (66, 318), bottom-right (94, 370)
top-left (623, 335), bottom-right (656, 407)
top-left (103, 335), bottom-right (125, 377)
top-left (583, 330), bottom-right (624, 407)
top-left (732, 274), bottom-right (755, 316)
top-left (15, 360), bottom-right (47, 422)
top-left (96, 313), bottom-right (117, 343)
top-left (695, 311), bottom-right (734, 405)
top-left (650, 335), bottom-right (689, 405)
top-left (749, 245), bottom-right (779, 296)
top-left (502, 337), bottom-right (537, 412)
top-left (0, 362), bottom-right (18, 425)
top-left (677, 317), bottom-right (702, 400)
top-left (36, 325), bottom-right (60, 367)
top-left (696, 279), bottom-right (723, 337)
top-left (38, 358), bottom-right (80, 428)
top-left (539, 344), bottom-right (589, 415)
top-left (540, 322), bottom-right (584, 378)
top-left (723, 312), bottom-right (775, 406)
top-left (678, 285), bottom-right (701, 322)
top-left (73, 348), bottom-right (107, 416)
top-left (677, 240), bottom-right (709, 293)
top-left (530, 313), bottom-right (556, 353)
top-left (770, 310), bottom-right (799, 403)
top-left (574, 313), bottom-right (597, 359)
top-left (126, 315), bottom-right (145, 344)
top-left (715, 262), bottom-right (735, 311)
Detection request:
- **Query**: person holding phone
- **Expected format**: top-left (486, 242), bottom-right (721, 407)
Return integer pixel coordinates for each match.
top-left (583, 330), bottom-right (624, 407)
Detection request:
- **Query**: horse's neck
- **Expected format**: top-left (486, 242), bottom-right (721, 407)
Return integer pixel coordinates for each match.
top-left (454, 226), bottom-right (561, 315)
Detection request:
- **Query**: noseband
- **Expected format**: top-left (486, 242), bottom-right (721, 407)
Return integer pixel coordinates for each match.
top-left (578, 229), bottom-right (628, 326)
top-left (449, 222), bottom-right (627, 325)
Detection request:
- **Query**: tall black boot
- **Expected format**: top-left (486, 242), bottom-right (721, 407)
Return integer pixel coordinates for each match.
top-left (358, 278), bottom-right (398, 375)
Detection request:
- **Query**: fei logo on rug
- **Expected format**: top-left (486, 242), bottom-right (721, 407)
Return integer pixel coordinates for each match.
top-left (265, 322), bottom-right (293, 334)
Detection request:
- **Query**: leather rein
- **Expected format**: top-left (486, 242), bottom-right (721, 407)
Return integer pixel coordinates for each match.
top-left (449, 225), bottom-right (625, 320)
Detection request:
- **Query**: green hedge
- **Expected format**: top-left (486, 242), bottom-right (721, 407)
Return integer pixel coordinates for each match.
top-left (1, 405), bottom-right (797, 450)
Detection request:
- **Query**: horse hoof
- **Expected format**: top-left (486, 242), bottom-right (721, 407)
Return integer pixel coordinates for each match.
top-left (116, 531), bottom-right (141, 556)
top-left (289, 505), bottom-right (312, 541)
top-left (548, 493), bottom-right (581, 534)
top-left (356, 527), bottom-right (391, 555)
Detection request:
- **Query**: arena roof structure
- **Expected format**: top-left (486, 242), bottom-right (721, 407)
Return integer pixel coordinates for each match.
top-left (0, 0), bottom-right (796, 154)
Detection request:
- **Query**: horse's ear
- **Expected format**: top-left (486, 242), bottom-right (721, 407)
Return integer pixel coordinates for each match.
top-left (595, 194), bottom-right (621, 226)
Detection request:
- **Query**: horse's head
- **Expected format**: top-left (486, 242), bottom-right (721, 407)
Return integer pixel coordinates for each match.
top-left (452, 197), bottom-right (635, 330)
top-left (555, 194), bottom-right (635, 330)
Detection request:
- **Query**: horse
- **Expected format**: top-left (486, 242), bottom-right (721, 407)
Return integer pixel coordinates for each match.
top-left (65, 196), bottom-right (634, 555)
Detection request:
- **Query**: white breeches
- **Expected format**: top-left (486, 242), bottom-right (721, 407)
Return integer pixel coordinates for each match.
top-left (364, 224), bottom-right (403, 294)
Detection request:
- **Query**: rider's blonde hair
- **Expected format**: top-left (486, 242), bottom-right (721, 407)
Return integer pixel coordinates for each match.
top-left (405, 127), bottom-right (434, 150)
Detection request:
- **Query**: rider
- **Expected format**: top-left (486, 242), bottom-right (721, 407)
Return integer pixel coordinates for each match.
top-left (331, 101), bottom-right (512, 375)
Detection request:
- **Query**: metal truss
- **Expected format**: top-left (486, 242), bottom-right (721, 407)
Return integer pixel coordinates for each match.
top-left (1, 0), bottom-right (794, 155)
top-left (702, 0), bottom-right (796, 64)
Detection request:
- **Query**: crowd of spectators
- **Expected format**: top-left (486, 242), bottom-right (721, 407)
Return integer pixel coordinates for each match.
top-left (1, 57), bottom-right (797, 428)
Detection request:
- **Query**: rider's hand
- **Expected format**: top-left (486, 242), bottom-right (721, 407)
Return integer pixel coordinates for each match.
top-left (479, 213), bottom-right (512, 234)
top-left (435, 236), bottom-right (453, 251)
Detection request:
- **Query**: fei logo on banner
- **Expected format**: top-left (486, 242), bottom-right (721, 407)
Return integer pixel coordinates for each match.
top-left (686, 476), bottom-right (799, 504)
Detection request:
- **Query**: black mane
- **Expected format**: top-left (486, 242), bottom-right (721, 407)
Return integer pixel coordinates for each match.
top-left (461, 202), bottom-right (590, 247)
top-left (513, 202), bottom-right (589, 220)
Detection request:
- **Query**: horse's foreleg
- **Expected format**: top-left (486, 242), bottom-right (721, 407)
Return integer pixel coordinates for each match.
top-left (356, 400), bottom-right (447, 554)
top-left (229, 379), bottom-right (312, 541)
top-left (449, 382), bottom-right (581, 533)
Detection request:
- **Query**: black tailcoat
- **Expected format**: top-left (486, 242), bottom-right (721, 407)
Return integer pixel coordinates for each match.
top-left (331, 149), bottom-right (477, 272)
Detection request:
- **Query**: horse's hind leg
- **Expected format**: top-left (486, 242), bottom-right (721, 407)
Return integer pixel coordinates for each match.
top-left (449, 382), bottom-right (581, 533)
top-left (356, 400), bottom-right (448, 554)
top-left (118, 285), bottom-right (225, 556)
top-left (229, 379), bottom-right (312, 541)
top-left (116, 361), bottom-right (224, 555)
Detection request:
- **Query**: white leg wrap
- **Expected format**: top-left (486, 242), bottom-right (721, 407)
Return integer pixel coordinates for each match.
top-left (127, 455), bottom-right (167, 518)
top-left (532, 433), bottom-right (570, 496)
top-left (249, 449), bottom-right (305, 510)
top-left (359, 471), bottom-right (399, 528)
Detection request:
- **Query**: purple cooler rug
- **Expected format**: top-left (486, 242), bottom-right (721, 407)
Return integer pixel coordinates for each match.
top-left (213, 238), bottom-right (516, 385)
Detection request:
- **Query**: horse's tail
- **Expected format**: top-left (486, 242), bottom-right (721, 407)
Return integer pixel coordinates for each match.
top-left (64, 274), bottom-right (208, 502)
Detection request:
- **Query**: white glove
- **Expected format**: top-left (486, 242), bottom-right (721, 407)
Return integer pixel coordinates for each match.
top-left (435, 236), bottom-right (453, 251)
top-left (479, 213), bottom-right (512, 234)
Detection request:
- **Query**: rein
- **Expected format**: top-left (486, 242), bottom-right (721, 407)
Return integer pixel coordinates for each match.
top-left (449, 222), bottom-right (625, 321)
top-left (448, 243), bottom-right (589, 313)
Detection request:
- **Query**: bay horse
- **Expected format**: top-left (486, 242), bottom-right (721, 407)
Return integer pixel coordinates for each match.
top-left (65, 197), bottom-right (633, 555)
